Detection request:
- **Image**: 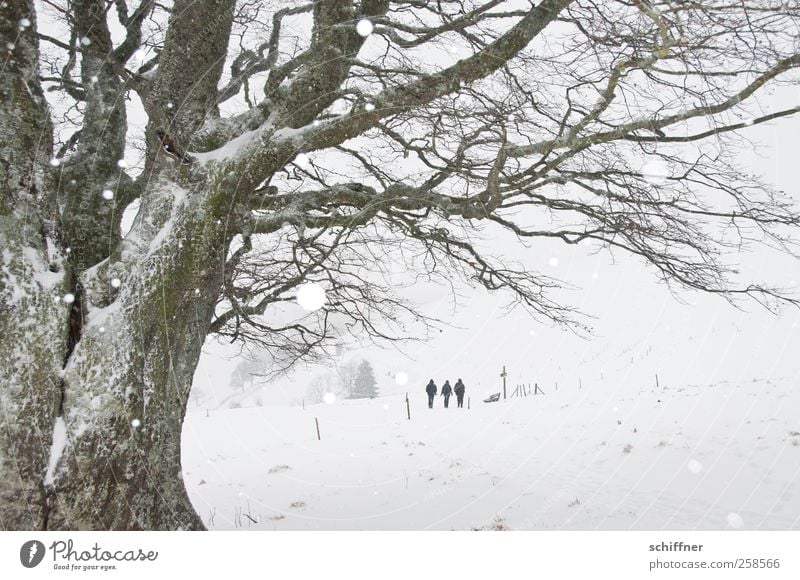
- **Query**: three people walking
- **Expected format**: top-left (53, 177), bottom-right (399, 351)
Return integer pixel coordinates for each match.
top-left (425, 378), bottom-right (465, 408)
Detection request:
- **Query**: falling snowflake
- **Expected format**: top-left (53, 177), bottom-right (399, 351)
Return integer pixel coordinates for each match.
top-left (117, 159), bottom-right (128, 168)
top-left (80, 37), bottom-right (91, 46)
top-left (132, 48), bottom-right (147, 61)
top-left (641, 159), bottom-right (670, 184)
top-left (726, 513), bottom-right (744, 529)
top-left (52, 296), bottom-right (61, 304)
top-left (394, 372), bottom-right (409, 386)
top-left (382, 404), bottom-right (389, 410)
top-left (323, 392), bottom-right (336, 405)
top-left (90, 75), bottom-right (98, 83)
top-left (102, 189), bottom-right (114, 200)
top-left (166, 102), bottom-right (174, 109)
top-left (356, 18), bottom-right (374, 37)
top-left (296, 283), bottom-right (326, 311)
top-left (62, 293), bottom-right (75, 304)
top-left (528, 330), bottom-right (536, 336)
top-left (131, 419), bottom-right (141, 428)
top-left (548, 257), bottom-right (559, 267)
top-left (110, 278), bottom-right (122, 288)
top-left (613, 406), bottom-right (619, 413)
top-left (592, 272), bottom-right (599, 280)
top-left (6, 42), bottom-right (15, 50)
top-left (49, 158), bottom-right (61, 167)
top-left (19, 17), bottom-right (31, 28)
top-left (365, 102), bottom-right (375, 112)
top-left (99, 326), bottom-right (106, 333)
top-left (687, 459), bottom-right (703, 474)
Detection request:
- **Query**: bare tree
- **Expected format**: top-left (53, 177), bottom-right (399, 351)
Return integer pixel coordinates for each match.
top-left (306, 371), bottom-right (338, 405)
top-left (335, 360), bottom-right (359, 399)
top-left (2, 0), bottom-right (799, 529)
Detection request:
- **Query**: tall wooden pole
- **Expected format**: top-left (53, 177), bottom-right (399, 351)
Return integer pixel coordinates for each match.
top-left (315, 417), bottom-right (321, 440)
top-left (406, 396), bottom-right (411, 420)
top-left (501, 365), bottom-right (507, 400)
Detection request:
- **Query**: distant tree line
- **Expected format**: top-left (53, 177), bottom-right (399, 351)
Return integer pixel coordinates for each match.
top-left (306, 360), bottom-right (379, 403)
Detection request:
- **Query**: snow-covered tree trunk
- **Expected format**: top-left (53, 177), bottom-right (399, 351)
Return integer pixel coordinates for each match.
top-left (0, 0), bottom-right (68, 530)
top-left (47, 176), bottom-right (229, 529)
top-left (1, 0), bottom-right (234, 529)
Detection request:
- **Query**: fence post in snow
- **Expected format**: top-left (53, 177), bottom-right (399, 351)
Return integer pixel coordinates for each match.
top-left (655, 373), bottom-right (660, 388)
top-left (467, 397), bottom-right (470, 409)
top-left (406, 396), bottom-right (411, 420)
top-left (315, 417), bottom-right (321, 440)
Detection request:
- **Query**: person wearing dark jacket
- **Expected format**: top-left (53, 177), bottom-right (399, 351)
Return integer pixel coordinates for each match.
top-left (425, 379), bottom-right (437, 408)
top-left (454, 379), bottom-right (466, 408)
top-left (441, 380), bottom-right (453, 408)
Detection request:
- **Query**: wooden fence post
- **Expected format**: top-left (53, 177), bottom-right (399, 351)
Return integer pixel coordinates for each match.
top-left (315, 417), bottom-right (321, 440)
top-left (406, 396), bottom-right (411, 420)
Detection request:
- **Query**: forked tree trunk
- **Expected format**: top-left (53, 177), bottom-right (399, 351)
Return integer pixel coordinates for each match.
top-left (0, 0), bottom-right (232, 529)
top-left (47, 178), bottom-right (228, 530)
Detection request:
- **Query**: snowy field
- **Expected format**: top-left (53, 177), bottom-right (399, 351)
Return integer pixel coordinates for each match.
top-left (182, 377), bottom-right (800, 531)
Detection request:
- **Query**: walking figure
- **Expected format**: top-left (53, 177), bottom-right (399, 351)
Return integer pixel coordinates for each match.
top-left (442, 380), bottom-right (452, 408)
top-left (454, 378), bottom-right (466, 408)
top-left (425, 379), bottom-right (437, 408)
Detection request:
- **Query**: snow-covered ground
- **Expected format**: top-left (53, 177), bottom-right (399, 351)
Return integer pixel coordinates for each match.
top-left (182, 376), bottom-right (800, 530)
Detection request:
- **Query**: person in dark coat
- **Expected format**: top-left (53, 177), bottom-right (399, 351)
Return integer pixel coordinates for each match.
top-left (441, 380), bottom-right (453, 408)
top-left (425, 379), bottom-right (437, 408)
top-left (454, 378), bottom-right (466, 408)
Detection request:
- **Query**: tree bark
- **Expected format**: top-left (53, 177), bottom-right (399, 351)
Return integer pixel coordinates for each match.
top-left (0, 0), bottom-right (67, 530)
top-left (0, 0), bottom-right (232, 529)
top-left (48, 175), bottom-right (227, 529)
